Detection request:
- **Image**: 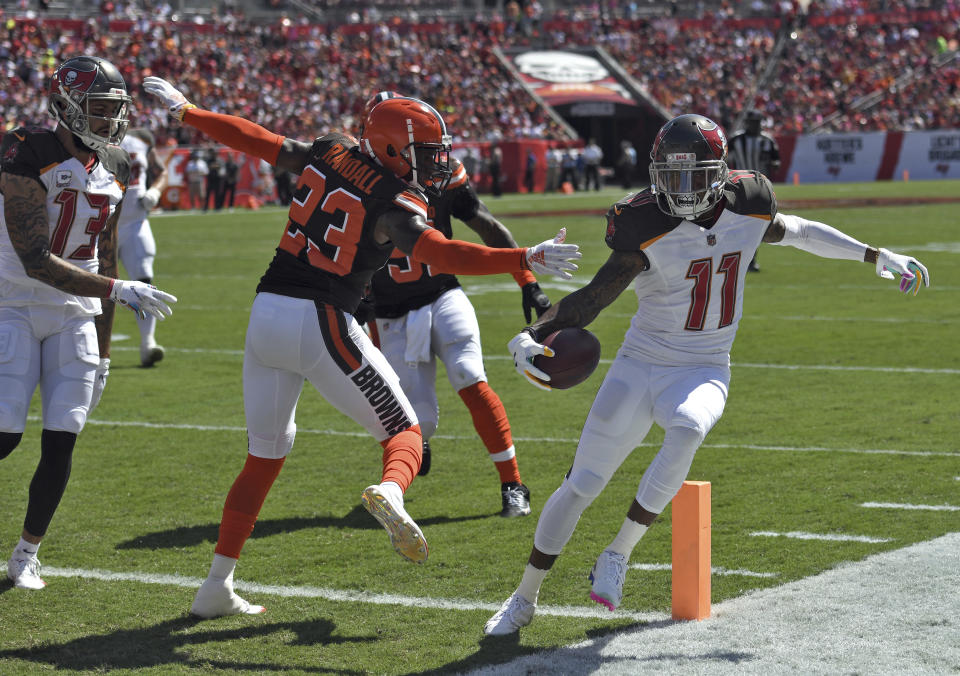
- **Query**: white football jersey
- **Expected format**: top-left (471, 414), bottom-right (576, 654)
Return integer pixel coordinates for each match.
top-left (117, 129), bottom-right (153, 228)
top-left (605, 172), bottom-right (776, 366)
top-left (0, 128), bottom-right (129, 315)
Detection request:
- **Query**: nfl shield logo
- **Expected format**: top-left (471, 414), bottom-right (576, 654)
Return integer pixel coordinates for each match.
top-left (706, 234), bottom-right (716, 246)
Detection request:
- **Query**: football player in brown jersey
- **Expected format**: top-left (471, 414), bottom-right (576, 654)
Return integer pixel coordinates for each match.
top-left (359, 92), bottom-right (550, 518)
top-left (0, 57), bottom-right (176, 590)
top-left (485, 114), bottom-right (929, 635)
top-left (143, 76), bottom-right (581, 618)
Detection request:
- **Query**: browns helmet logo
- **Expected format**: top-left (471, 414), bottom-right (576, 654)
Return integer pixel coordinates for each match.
top-left (698, 121), bottom-right (727, 160)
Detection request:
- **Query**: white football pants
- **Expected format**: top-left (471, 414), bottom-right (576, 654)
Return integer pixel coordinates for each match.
top-left (0, 305), bottom-right (99, 434)
top-left (243, 293), bottom-right (418, 459)
top-left (374, 287), bottom-right (485, 440)
top-left (533, 353), bottom-right (729, 555)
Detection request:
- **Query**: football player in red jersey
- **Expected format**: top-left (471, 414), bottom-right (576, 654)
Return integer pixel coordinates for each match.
top-left (359, 92), bottom-right (550, 517)
top-left (143, 77), bottom-right (580, 618)
top-left (0, 56), bottom-right (177, 590)
top-left (484, 114), bottom-right (930, 635)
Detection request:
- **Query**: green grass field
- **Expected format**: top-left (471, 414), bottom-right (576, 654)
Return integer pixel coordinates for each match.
top-left (1, 181), bottom-right (958, 674)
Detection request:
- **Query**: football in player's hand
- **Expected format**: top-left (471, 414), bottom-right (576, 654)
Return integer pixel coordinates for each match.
top-left (533, 328), bottom-right (601, 389)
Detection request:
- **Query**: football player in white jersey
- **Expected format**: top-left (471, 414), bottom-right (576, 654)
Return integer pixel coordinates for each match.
top-left (118, 128), bottom-right (168, 366)
top-left (0, 56), bottom-right (176, 590)
top-left (484, 114), bottom-right (930, 634)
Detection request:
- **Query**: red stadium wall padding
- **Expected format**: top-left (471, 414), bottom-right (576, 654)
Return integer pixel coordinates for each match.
top-left (155, 147), bottom-right (277, 211)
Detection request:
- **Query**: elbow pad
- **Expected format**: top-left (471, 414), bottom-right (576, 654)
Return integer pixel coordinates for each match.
top-left (772, 214), bottom-right (869, 262)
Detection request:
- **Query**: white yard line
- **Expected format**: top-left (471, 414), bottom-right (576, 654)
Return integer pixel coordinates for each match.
top-left (629, 564), bottom-right (778, 579)
top-left (31, 416), bottom-right (958, 458)
top-left (750, 531), bottom-right (893, 543)
top-left (40, 566), bottom-right (665, 624)
top-left (107, 345), bottom-right (960, 375)
top-left (861, 501), bottom-right (960, 512)
top-left (463, 533), bottom-right (960, 676)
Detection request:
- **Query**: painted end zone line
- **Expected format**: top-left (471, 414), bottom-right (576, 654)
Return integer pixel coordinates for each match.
top-left (861, 501), bottom-right (960, 512)
top-left (750, 531), bottom-right (893, 543)
top-left (630, 563), bottom-right (778, 578)
top-left (42, 566), bottom-right (666, 624)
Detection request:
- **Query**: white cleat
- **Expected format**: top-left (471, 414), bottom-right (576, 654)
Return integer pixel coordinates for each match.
top-left (361, 484), bottom-right (428, 564)
top-left (140, 341), bottom-right (165, 367)
top-left (190, 577), bottom-right (265, 619)
top-left (483, 591), bottom-right (536, 635)
top-left (7, 554), bottom-right (46, 590)
top-left (589, 549), bottom-right (627, 611)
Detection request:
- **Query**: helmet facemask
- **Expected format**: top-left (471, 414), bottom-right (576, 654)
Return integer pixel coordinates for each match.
top-left (408, 139), bottom-right (452, 197)
top-left (649, 154), bottom-right (727, 220)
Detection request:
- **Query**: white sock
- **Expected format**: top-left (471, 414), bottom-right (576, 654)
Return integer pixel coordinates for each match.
top-left (15, 538), bottom-right (40, 557)
top-left (607, 518), bottom-right (649, 559)
top-left (209, 553), bottom-right (238, 582)
top-left (380, 481), bottom-right (404, 506)
top-left (516, 563), bottom-right (548, 604)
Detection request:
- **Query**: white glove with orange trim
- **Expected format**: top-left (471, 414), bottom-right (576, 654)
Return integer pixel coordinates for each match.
top-left (508, 331), bottom-right (552, 391)
top-left (525, 228), bottom-right (581, 280)
top-left (143, 76), bottom-right (195, 122)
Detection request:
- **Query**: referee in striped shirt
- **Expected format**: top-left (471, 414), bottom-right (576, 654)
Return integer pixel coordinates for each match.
top-left (728, 109), bottom-right (781, 271)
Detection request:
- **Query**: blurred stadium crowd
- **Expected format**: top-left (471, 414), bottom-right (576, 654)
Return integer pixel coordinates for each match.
top-left (1, 0), bottom-right (957, 146)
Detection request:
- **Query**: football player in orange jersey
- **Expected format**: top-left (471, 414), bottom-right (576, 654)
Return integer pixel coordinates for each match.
top-left (485, 114), bottom-right (929, 635)
top-left (358, 92), bottom-right (549, 517)
top-left (143, 76), bottom-right (581, 618)
top-left (0, 56), bottom-right (176, 590)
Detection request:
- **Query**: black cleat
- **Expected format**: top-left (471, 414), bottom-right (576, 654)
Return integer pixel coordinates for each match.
top-left (417, 439), bottom-right (431, 476)
top-left (500, 482), bottom-right (531, 517)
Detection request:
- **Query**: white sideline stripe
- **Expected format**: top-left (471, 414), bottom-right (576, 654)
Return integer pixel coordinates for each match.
top-left (40, 566), bottom-right (665, 623)
top-left (106, 345), bottom-right (960, 375)
top-left (861, 501), bottom-right (960, 512)
top-left (750, 530), bottom-right (893, 543)
top-left (37, 416), bottom-right (957, 458)
top-left (65, 418), bottom-right (960, 458)
top-left (630, 563), bottom-right (778, 578)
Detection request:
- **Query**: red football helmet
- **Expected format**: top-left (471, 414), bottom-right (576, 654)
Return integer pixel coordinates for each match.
top-left (649, 114), bottom-right (728, 220)
top-left (354, 90), bottom-right (400, 137)
top-left (360, 97), bottom-right (453, 197)
top-left (48, 56), bottom-right (132, 151)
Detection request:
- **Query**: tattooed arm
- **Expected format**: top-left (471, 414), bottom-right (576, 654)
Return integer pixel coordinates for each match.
top-left (94, 204), bottom-right (121, 357)
top-left (1, 172), bottom-right (116, 297)
top-left (525, 248), bottom-right (648, 340)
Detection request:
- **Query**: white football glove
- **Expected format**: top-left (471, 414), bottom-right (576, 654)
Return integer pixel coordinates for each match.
top-left (139, 187), bottom-right (161, 211)
top-left (525, 228), bottom-right (581, 280)
top-left (142, 76), bottom-right (195, 121)
top-left (89, 357), bottom-right (109, 412)
top-left (109, 280), bottom-right (177, 321)
top-left (876, 248), bottom-right (930, 296)
top-left (508, 331), bottom-right (553, 391)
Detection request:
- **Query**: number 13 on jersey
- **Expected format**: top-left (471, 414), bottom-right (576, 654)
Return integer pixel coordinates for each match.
top-left (279, 166), bottom-right (366, 275)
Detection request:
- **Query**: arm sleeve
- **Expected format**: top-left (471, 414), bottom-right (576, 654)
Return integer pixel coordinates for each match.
top-left (771, 213), bottom-right (869, 261)
top-left (182, 108), bottom-right (285, 166)
top-left (411, 227), bottom-right (529, 276)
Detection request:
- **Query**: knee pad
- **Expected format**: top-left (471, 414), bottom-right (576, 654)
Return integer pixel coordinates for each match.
top-left (248, 423), bottom-right (296, 459)
top-left (568, 467), bottom-right (608, 499)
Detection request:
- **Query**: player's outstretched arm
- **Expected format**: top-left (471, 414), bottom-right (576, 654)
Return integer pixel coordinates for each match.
top-left (765, 213), bottom-right (930, 295)
top-left (463, 204), bottom-right (551, 321)
top-left (508, 248), bottom-right (646, 389)
top-left (142, 76), bottom-right (312, 175)
top-left (381, 209), bottom-right (581, 279)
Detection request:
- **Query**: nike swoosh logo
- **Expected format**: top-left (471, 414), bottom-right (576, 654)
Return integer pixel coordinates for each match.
top-left (13, 132), bottom-right (25, 141)
top-left (613, 205), bottom-right (622, 215)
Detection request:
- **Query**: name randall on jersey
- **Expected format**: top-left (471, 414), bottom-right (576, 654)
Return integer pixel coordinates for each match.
top-left (322, 143), bottom-right (384, 195)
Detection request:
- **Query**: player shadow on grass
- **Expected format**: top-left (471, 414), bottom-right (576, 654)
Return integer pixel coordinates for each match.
top-left (116, 504), bottom-right (488, 550)
top-left (416, 619), bottom-right (754, 674)
top-left (0, 615), bottom-right (371, 673)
